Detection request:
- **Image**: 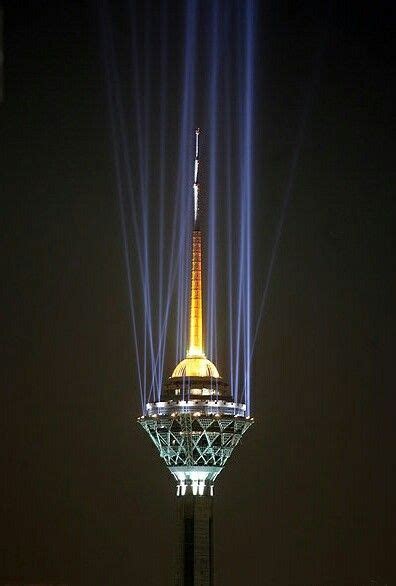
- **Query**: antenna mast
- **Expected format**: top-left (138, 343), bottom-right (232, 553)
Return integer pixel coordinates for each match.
top-left (193, 128), bottom-right (200, 226)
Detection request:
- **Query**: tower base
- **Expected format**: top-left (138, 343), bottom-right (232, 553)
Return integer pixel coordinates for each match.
top-left (175, 495), bottom-right (214, 586)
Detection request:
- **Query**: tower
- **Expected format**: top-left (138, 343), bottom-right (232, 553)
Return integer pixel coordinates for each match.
top-left (139, 129), bottom-right (253, 585)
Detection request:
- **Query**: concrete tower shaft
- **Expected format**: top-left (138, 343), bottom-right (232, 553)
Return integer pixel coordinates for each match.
top-left (175, 495), bottom-right (214, 586)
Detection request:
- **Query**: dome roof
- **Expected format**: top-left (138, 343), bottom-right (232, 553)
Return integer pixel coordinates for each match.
top-left (171, 355), bottom-right (220, 379)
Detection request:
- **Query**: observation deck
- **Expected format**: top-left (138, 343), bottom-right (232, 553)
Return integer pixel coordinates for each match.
top-left (139, 371), bottom-right (253, 496)
top-left (145, 372), bottom-right (247, 417)
top-left (139, 409), bottom-right (253, 495)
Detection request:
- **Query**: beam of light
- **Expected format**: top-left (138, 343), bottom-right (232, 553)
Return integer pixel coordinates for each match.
top-left (107, 104), bottom-right (144, 412)
top-left (143, 1), bottom-right (156, 397)
top-left (100, 0), bottom-right (328, 420)
top-left (101, 1), bottom-right (162, 411)
top-left (175, 0), bottom-right (198, 364)
top-left (241, 0), bottom-right (255, 415)
top-left (251, 36), bottom-right (327, 362)
top-left (99, 0), bottom-right (145, 411)
top-left (157, 0), bottom-right (167, 400)
top-left (206, 0), bottom-right (219, 364)
top-left (100, 0), bottom-right (258, 415)
top-left (148, 0), bottom-right (194, 400)
top-left (129, 6), bottom-right (150, 400)
top-left (225, 25), bottom-right (234, 401)
top-left (129, 3), bottom-right (159, 402)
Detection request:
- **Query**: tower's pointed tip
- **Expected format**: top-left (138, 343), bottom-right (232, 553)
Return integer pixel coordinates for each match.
top-left (195, 128), bottom-right (200, 158)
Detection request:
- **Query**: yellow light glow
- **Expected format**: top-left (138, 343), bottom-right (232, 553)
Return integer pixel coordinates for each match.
top-left (188, 230), bottom-right (203, 356)
top-left (171, 356), bottom-right (220, 378)
top-left (187, 345), bottom-right (203, 357)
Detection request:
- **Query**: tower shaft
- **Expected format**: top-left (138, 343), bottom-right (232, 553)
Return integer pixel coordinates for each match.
top-left (175, 495), bottom-right (214, 586)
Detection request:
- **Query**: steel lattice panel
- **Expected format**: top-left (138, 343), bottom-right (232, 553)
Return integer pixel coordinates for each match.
top-left (139, 415), bottom-right (253, 468)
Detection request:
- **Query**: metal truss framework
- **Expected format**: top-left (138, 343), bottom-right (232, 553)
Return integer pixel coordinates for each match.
top-left (139, 414), bottom-right (253, 468)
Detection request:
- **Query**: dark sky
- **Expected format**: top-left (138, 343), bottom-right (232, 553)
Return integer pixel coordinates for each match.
top-left (1, 1), bottom-right (395, 585)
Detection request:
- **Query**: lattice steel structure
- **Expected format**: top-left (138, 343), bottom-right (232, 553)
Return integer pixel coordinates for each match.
top-left (140, 413), bottom-right (252, 495)
top-left (138, 129), bottom-right (253, 585)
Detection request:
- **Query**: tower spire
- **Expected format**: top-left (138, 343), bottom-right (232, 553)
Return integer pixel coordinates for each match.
top-left (193, 127), bottom-right (200, 227)
top-left (188, 128), bottom-right (203, 357)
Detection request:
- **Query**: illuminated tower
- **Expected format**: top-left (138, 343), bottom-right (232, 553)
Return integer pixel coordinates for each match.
top-left (139, 129), bottom-right (253, 585)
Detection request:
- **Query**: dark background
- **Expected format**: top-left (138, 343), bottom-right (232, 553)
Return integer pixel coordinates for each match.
top-left (1, 1), bottom-right (395, 585)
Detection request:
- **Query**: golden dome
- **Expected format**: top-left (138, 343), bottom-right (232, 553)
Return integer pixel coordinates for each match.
top-left (171, 355), bottom-right (220, 379)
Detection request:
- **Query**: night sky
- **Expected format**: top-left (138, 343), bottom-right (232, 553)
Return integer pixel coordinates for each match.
top-left (1, 2), bottom-right (395, 585)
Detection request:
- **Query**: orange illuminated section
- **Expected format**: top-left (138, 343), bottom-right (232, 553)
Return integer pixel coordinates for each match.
top-left (188, 229), bottom-right (203, 357)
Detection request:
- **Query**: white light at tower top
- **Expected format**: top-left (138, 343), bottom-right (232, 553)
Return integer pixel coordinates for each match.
top-left (194, 184), bottom-right (199, 223)
top-left (194, 128), bottom-right (200, 223)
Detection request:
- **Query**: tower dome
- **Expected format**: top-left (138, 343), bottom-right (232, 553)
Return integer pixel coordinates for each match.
top-left (171, 355), bottom-right (220, 378)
